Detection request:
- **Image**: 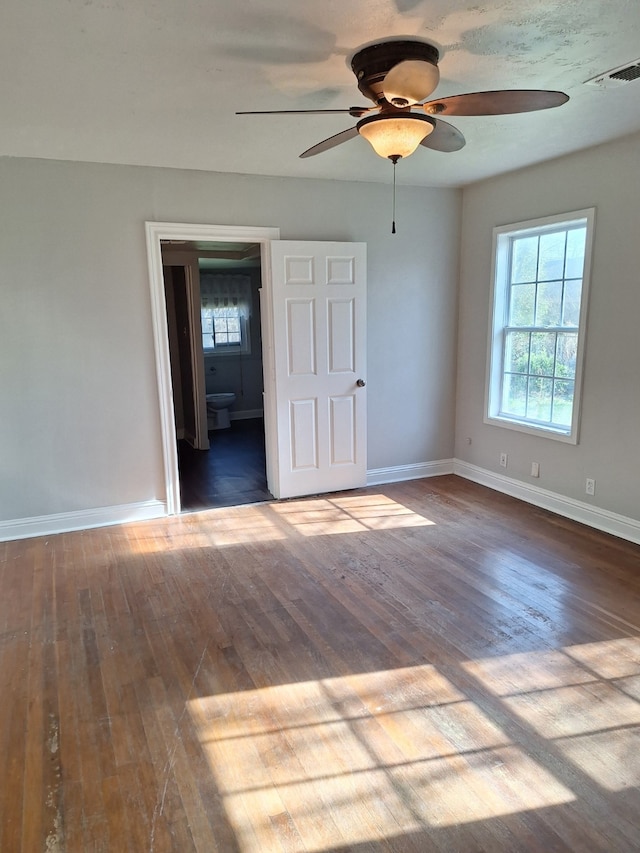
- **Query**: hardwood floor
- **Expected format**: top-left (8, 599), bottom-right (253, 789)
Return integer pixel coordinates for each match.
top-left (178, 418), bottom-right (273, 511)
top-left (2, 476), bottom-right (640, 852)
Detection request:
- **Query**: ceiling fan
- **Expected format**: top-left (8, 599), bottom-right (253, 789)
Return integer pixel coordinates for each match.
top-left (237, 39), bottom-right (569, 163)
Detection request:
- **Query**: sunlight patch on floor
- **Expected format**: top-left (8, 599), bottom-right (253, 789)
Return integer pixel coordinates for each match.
top-left (125, 509), bottom-right (287, 552)
top-left (462, 648), bottom-right (599, 696)
top-left (502, 681), bottom-right (640, 738)
top-left (564, 636), bottom-right (640, 679)
top-left (271, 494), bottom-right (435, 537)
top-left (555, 728), bottom-right (640, 791)
top-left (464, 638), bottom-right (640, 795)
top-left (189, 661), bottom-right (576, 851)
top-left (124, 494), bottom-right (434, 552)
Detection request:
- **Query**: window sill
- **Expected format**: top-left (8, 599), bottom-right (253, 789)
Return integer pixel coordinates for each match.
top-left (484, 414), bottom-right (578, 444)
top-left (204, 349), bottom-right (251, 358)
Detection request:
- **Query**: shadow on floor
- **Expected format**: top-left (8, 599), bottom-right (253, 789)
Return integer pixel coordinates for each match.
top-left (177, 418), bottom-right (273, 511)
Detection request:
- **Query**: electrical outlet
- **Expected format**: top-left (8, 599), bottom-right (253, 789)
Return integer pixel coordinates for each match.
top-left (531, 461), bottom-right (540, 478)
top-left (500, 452), bottom-right (508, 468)
top-left (586, 478), bottom-right (596, 496)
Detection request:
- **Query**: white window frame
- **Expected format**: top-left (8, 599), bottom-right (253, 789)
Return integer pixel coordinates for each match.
top-left (201, 304), bottom-right (251, 356)
top-left (484, 208), bottom-right (595, 444)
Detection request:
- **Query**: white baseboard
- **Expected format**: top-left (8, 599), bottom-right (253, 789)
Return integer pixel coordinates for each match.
top-left (454, 459), bottom-right (640, 546)
top-left (230, 409), bottom-right (263, 421)
top-left (367, 459), bottom-right (454, 487)
top-left (0, 500), bottom-right (167, 543)
top-left (7, 461), bottom-right (636, 546)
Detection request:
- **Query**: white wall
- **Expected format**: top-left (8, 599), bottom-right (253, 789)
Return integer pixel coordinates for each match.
top-left (455, 132), bottom-right (640, 523)
top-left (0, 157), bottom-right (461, 528)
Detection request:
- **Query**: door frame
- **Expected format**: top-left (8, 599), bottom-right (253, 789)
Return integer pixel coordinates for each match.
top-left (145, 221), bottom-right (280, 515)
top-left (161, 254), bottom-right (210, 451)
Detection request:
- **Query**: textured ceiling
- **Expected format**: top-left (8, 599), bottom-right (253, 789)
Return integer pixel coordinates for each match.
top-left (2, 0), bottom-right (640, 186)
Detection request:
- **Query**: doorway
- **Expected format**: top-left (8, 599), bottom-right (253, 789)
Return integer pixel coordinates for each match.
top-left (162, 240), bottom-right (274, 511)
top-left (146, 222), bottom-right (281, 515)
top-left (146, 222), bottom-right (367, 516)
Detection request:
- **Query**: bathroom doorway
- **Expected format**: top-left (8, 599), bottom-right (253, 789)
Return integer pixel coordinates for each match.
top-left (161, 240), bottom-right (273, 511)
top-left (147, 221), bottom-right (367, 512)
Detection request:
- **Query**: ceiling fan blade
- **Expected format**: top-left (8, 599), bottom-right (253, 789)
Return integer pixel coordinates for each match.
top-left (383, 59), bottom-right (440, 106)
top-left (236, 106), bottom-right (375, 117)
top-left (420, 118), bottom-right (465, 152)
top-left (422, 90), bottom-right (569, 117)
top-left (300, 126), bottom-right (359, 158)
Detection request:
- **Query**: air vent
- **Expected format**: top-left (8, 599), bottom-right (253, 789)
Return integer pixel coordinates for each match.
top-left (610, 64), bottom-right (640, 82)
top-left (585, 58), bottom-right (640, 88)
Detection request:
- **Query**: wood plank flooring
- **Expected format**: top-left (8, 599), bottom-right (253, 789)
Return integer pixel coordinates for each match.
top-left (1, 475), bottom-right (640, 852)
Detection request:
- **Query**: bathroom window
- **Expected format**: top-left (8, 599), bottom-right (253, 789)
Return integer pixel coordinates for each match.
top-left (200, 273), bottom-right (251, 355)
top-left (485, 208), bottom-right (594, 443)
top-left (202, 306), bottom-right (246, 350)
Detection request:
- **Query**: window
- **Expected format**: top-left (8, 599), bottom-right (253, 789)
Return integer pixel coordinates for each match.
top-left (485, 209), bottom-right (594, 443)
top-left (202, 305), bottom-right (244, 350)
top-left (200, 273), bottom-right (251, 355)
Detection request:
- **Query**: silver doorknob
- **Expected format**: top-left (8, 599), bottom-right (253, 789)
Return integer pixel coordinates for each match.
top-left (356, 378), bottom-right (366, 387)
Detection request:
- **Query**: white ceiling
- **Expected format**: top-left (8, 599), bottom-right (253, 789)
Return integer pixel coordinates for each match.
top-left (3, 0), bottom-right (640, 187)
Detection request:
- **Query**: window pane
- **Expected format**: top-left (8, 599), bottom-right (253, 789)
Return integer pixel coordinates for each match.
top-left (555, 333), bottom-right (577, 379)
top-left (552, 380), bottom-right (574, 426)
top-left (227, 318), bottom-right (240, 333)
top-left (536, 280), bottom-right (562, 326)
top-left (228, 333), bottom-right (241, 344)
top-left (530, 332), bottom-right (556, 377)
top-left (562, 279), bottom-right (582, 326)
top-left (201, 315), bottom-right (214, 350)
top-left (511, 236), bottom-right (538, 283)
top-left (538, 231), bottom-right (566, 281)
top-left (564, 227), bottom-right (587, 278)
top-left (214, 318), bottom-right (228, 333)
top-left (502, 374), bottom-right (527, 416)
top-left (509, 282), bottom-right (535, 325)
top-left (505, 331), bottom-right (530, 374)
top-left (527, 377), bottom-right (553, 422)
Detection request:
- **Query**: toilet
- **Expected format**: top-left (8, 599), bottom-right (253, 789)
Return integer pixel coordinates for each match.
top-left (206, 392), bottom-right (236, 430)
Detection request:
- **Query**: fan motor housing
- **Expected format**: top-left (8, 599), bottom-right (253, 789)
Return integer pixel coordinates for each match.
top-left (351, 40), bottom-right (440, 103)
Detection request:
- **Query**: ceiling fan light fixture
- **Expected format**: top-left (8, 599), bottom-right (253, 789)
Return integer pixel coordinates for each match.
top-left (356, 113), bottom-right (434, 160)
top-left (383, 59), bottom-right (440, 106)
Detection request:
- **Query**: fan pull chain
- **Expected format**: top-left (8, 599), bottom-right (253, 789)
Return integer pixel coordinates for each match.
top-left (390, 155), bottom-right (400, 234)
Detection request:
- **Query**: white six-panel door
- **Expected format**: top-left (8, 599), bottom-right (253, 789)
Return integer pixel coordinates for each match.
top-left (268, 241), bottom-right (367, 499)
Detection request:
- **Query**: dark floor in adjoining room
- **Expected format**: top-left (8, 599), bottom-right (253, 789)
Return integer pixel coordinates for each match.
top-left (177, 417), bottom-right (273, 510)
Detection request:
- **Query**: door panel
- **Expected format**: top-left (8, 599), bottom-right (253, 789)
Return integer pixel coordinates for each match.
top-left (328, 299), bottom-right (355, 373)
top-left (329, 395), bottom-right (356, 465)
top-left (269, 240), bottom-right (366, 499)
top-left (287, 300), bottom-right (316, 376)
top-left (290, 398), bottom-right (319, 471)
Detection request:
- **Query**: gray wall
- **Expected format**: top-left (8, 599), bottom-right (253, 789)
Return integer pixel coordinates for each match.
top-left (455, 131), bottom-right (640, 522)
top-left (0, 157), bottom-right (461, 524)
